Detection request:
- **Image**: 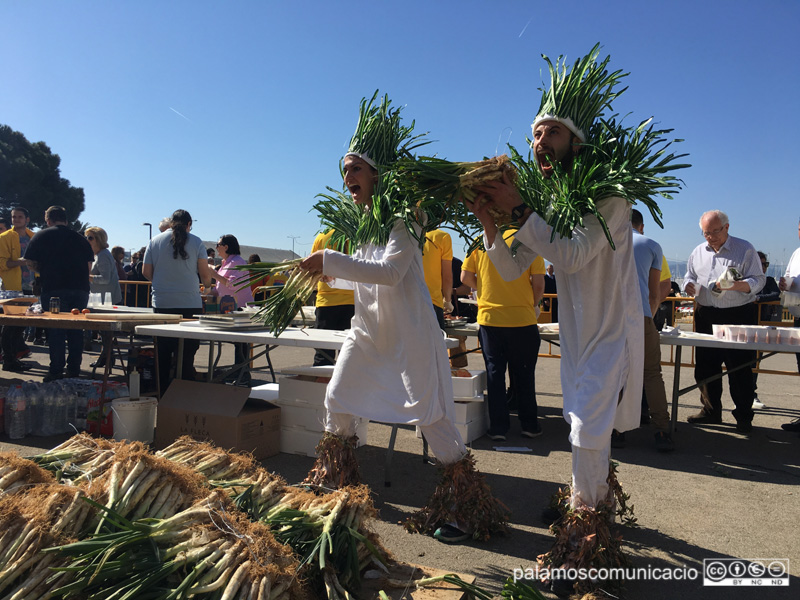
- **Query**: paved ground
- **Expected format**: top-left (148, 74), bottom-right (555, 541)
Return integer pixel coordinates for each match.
top-left (2, 334), bottom-right (799, 599)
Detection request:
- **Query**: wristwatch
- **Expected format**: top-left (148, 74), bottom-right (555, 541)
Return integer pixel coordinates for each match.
top-left (511, 203), bottom-right (527, 221)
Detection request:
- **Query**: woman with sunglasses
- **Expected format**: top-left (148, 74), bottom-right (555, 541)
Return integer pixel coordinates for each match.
top-left (85, 227), bottom-right (122, 305)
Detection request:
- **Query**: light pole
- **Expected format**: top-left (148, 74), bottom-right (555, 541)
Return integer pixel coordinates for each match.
top-left (142, 222), bottom-right (152, 239)
top-left (287, 235), bottom-right (300, 256)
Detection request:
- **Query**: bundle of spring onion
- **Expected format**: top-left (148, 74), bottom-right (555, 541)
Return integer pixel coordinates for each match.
top-left (0, 451), bottom-right (55, 493)
top-left (43, 490), bottom-right (302, 600)
top-left (509, 114), bottom-right (689, 249)
top-left (233, 258), bottom-right (320, 335)
top-left (394, 45), bottom-right (689, 251)
top-left (11, 434), bottom-right (394, 600)
top-left (26, 433), bottom-right (121, 485)
top-left (157, 437), bottom-right (387, 600)
top-left (536, 463), bottom-right (636, 597)
top-left (0, 481), bottom-right (94, 598)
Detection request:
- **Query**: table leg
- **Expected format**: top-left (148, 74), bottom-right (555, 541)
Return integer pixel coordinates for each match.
top-left (670, 345), bottom-right (682, 434)
top-left (176, 338), bottom-right (184, 379)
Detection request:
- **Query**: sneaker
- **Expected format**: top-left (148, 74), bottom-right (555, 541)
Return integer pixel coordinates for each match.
top-left (2, 360), bottom-right (31, 373)
top-left (487, 433), bottom-right (507, 442)
top-left (521, 423), bottom-right (543, 438)
top-left (611, 429), bottom-right (626, 448)
top-left (687, 411), bottom-right (722, 425)
top-left (781, 418), bottom-right (800, 432)
top-left (654, 431), bottom-right (675, 452)
top-left (433, 523), bottom-right (470, 544)
top-left (736, 421), bottom-right (753, 434)
top-left (752, 396), bottom-right (765, 409)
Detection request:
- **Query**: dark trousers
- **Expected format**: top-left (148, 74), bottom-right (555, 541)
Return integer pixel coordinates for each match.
top-left (478, 324), bottom-right (541, 435)
top-left (795, 318), bottom-right (800, 373)
top-left (41, 289), bottom-right (89, 376)
top-left (1, 326), bottom-right (25, 363)
top-left (154, 307), bottom-right (201, 392)
top-left (433, 304), bottom-right (445, 330)
top-left (312, 304), bottom-right (355, 366)
top-left (694, 303), bottom-right (757, 424)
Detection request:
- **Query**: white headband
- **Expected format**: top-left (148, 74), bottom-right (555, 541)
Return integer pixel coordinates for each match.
top-left (344, 151), bottom-right (377, 169)
top-left (531, 114), bottom-right (586, 143)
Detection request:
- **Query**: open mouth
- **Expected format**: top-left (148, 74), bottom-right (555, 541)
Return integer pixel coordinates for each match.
top-left (348, 184), bottom-right (361, 196)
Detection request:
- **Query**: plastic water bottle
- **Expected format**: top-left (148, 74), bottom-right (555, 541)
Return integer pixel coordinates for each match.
top-left (4, 386), bottom-right (26, 440)
top-left (23, 382), bottom-right (41, 436)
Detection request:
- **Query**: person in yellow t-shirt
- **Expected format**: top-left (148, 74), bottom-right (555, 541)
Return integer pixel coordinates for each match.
top-left (311, 230), bottom-right (355, 366)
top-left (462, 230), bottom-right (545, 440)
top-left (421, 229), bottom-right (453, 329)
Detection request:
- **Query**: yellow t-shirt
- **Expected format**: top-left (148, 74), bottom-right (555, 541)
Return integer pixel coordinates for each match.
top-left (462, 231), bottom-right (545, 327)
top-left (660, 256), bottom-right (671, 281)
top-left (421, 229), bottom-right (453, 308)
top-left (313, 231), bottom-right (355, 308)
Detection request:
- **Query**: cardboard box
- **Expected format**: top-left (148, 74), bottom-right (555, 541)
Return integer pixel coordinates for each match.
top-left (451, 369), bottom-right (486, 398)
top-left (155, 380), bottom-right (280, 459)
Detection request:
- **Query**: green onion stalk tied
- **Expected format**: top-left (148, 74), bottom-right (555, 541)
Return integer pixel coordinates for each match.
top-left (536, 462), bottom-right (636, 597)
top-left (404, 451), bottom-right (509, 542)
top-left (511, 115), bottom-right (689, 250)
top-left (233, 258), bottom-right (319, 335)
top-left (43, 492), bottom-right (301, 600)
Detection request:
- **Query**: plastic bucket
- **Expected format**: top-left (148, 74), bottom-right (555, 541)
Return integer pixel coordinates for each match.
top-left (111, 397), bottom-right (158, 443)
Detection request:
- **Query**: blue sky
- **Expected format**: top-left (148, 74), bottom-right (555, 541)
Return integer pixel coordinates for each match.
top-left (2, 0), bottom-right (798, 275)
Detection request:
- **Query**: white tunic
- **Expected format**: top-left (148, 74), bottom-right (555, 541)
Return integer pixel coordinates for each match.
top-left (322, 220), bottom-right (455, 426)
top-left (486, 196), bottom-right (643, 449)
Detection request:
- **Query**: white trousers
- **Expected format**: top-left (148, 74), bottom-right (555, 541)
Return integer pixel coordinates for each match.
top-left (570, 442), bottom-right (611, 508)
top-left (325, 411), bottom-right (467, 465)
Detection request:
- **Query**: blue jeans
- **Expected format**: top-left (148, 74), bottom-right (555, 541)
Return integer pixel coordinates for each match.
top-left (41, 289), bottom-right (89, 376)
top-left (478, 324), bottom-right (541, 435)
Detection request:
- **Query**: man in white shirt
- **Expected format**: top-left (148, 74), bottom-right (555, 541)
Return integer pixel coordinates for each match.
top-left (683, 210), bottom-right (765, 433)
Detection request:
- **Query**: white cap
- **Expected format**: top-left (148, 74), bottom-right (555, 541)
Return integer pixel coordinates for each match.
top-left (343, 151), bottom-right (377, 169)
top-left (531, 113), bottom-right (586, 143)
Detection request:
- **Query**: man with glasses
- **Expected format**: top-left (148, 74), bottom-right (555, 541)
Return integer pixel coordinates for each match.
top-left (683, 210), bottom-right (765, 433)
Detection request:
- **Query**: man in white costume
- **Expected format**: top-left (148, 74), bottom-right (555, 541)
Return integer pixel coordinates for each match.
top-left (299, 93), bottom-right (507, 544)
top-left (465, 45), bottom-right (683, 595)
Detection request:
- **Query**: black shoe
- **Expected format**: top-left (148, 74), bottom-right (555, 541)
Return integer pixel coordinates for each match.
top-left (65, 370), bottom-right (80, 379)
top-left (736, 421), bottom-right (753, 434)
top-left (3, 360), bottom-right (31, 373)
top-left (687, 411), bottom-right (723, 425)
top-left (781, 418), bottom-right (800, 432)
top-left (549, 575), bottom-right (576, 598)
top-left (541, 506), bottom-right (562, 525)
top-left (43, 372), bottom-right (63, 383)
top-left (611, 429), bottom-right (626, 448)
top-left (654, 431), bottom-right (675, 452)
